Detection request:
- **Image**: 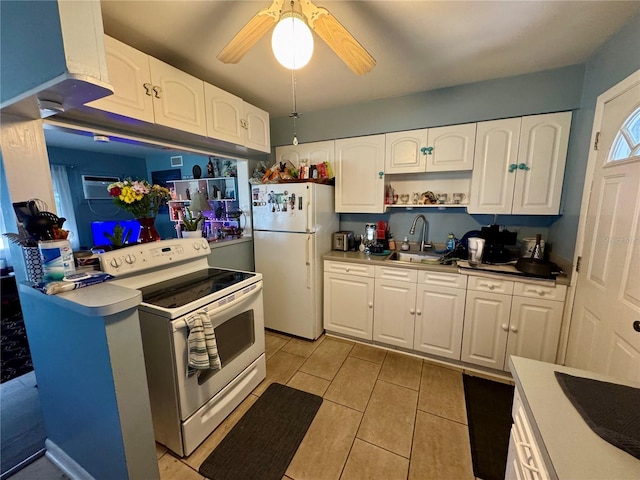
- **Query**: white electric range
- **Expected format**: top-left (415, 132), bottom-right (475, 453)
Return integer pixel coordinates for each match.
top-left (101, 239), bottom-right (266, 457)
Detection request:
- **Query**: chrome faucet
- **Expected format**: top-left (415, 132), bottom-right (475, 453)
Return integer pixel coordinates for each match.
top-left (409, 214), bottom-right (431, 251)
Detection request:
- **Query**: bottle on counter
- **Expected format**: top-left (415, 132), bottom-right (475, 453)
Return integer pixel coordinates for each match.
top-left (531, 234), bottom-right (544, 260)
top-left (446, 233), bottom-right (455, 251)
top-left (401, 236), bottom-right (410, 251)
top-left (388, 234), bottom-right (396, 251)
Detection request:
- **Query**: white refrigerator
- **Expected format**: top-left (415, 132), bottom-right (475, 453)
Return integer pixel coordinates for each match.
top-left (252, 182), bottom-right (339, 339)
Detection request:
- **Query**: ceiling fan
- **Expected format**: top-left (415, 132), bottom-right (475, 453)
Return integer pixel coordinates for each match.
top-left (217, 0), bottom-right (376, 75)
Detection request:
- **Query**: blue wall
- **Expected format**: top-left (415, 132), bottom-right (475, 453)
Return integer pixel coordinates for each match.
top-left (46, 146), bottom-right (148, 248)
top-left (548, 13), bottom-right (640, 260)
top-left (271, 64), bottom-right (585, 254)
top-left (0, 1), bottom-right (66, 105)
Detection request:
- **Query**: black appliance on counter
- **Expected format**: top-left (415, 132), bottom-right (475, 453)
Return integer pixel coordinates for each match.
top-left (481, 225), bottom-right (517, 264)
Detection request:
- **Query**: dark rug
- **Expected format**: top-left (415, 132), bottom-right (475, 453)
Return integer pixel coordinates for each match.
top-left (1, 276), bottom-right (33, 384)
top-left (463, 374), bottom-right (514, 480)
top-left (199, 382), bottom-right (322, 480)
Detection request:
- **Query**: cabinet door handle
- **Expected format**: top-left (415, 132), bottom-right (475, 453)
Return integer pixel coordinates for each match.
top-left (509, 163), bottom-right (518, 173)
top-left (153, 86), bottom-right (162, 98)
top-left (368, 302), bottom-right (373, 308)
top-left (488, 284), bottom-right (495, 290)
top-left (420, 146), bottom-right (434, 155)
top-left (502, 324), bottom-right (509, 331)
top-left (518, 163), bottom-right (530, 171)
top-left (409, 308), bottom-right (415, 314)
top-left (143, 83), bottom-right (153, 96)
top-left (378, 171), bottom-right (384, 179)
top-left (511, 325), bottom-right (518, 333)
top-left (240, 119), bottom-right (248, 129)
top-left (416, 309), bottom-right (422, 316)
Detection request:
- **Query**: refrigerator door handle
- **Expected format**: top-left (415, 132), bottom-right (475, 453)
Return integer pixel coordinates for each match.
top-left (305, 234), bottom-right (311, 289)
top-left (305, 198), bottom-right (311, 233)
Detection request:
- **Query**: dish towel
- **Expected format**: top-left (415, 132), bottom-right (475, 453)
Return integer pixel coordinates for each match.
top-left (186, 311), bottom-right (222, 377)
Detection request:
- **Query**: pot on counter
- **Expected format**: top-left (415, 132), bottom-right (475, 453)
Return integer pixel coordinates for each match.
top-left (515, 257), bottom-right (563, 278)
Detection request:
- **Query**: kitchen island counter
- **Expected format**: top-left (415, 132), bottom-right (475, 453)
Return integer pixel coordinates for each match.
top-left (509, 356), bottom-right (640, 480)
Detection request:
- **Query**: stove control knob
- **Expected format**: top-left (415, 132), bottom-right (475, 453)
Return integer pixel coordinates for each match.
top-left (200, 239), bottom-right (209, 250)
top-left (110, 257), bottom-right (122, 268)
top-left (193, 242), bottom-right (201, 250)
top-left (125, 254), bottom-right (136, 264)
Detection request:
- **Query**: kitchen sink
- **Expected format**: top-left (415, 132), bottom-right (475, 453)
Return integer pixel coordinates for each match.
top-left (386, 251), bottom-right (443, 264)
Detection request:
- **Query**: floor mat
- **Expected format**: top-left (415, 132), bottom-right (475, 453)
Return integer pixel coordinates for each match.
top-left (199, 382), bottom-right (322, 480)
top-left (463, 374), bottom-right (514, 480)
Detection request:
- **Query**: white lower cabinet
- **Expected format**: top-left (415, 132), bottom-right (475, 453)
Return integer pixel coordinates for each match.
top-left (414, 283), bottom-right (467, 360)
top-left (373, 266), bottom-right (467, 357)
top-left (461, 276), bottom-right (566, 371)
top-left (323, 261), bottom-right (374, 340)
top-left (324, 259), bottom-right (565, 372)
top-left (373, 266), bottom-right (418, 348)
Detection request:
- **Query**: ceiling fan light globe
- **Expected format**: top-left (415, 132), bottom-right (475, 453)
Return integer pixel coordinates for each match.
top-left (271, 15), bottom-right (314, 70)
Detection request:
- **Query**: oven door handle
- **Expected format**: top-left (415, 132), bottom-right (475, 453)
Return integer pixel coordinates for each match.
top-left (173, 283), bottom-right (263, 332)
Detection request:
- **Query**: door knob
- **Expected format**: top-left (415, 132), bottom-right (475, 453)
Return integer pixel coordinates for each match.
top-left (633, 320), bottom-right (640, 332)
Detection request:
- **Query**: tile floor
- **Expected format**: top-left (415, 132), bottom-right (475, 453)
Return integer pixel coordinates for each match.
top-left (10, 330), bottom-right (512, 480)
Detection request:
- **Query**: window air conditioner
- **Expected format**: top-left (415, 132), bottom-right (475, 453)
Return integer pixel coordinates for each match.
top-left (82, 175), bottom-right (120, 200)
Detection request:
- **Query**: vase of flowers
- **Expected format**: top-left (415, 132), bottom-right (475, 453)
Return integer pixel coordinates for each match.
top-left (107, 179), bottom-right (171, 243)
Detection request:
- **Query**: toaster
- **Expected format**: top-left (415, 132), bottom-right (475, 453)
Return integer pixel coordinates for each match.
top-left (333, 231), bottom-right (355, 251)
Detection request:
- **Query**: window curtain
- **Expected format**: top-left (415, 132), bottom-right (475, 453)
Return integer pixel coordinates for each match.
top-left (50, 165), bottom-right (80, 250)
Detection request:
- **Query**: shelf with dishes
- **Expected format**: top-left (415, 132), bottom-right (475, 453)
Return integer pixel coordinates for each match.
top-left (385, 171), bottom-right (471, 211)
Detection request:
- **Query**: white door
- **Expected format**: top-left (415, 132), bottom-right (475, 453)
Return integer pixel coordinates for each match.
top-left (251, 183), bottom-right (312, 233)
top-left (244, 102), bottom-right (271, 153)
top-left (566, 72), bottom-right (640, 383)
top-left (373, 278), bottom-right (416, 348)
top-left (461, 290), bottom-right (512, 369)
top-left (414, 285), bottom-right (465, 360)
top-left (426, 123), bottom-right (477, 172)
top-left (335, 135), bottom-right (386, 213)
top-left (149, 57), bottom-right (206, 136)
top-left (512, 112), bottom-right (572, 214)
top-left (323, 272), bottom-right (374, 340)
top-left (204, 83), bottom-right (245, 146)
top-left (87, 36), bottom-right (154, 122)
top-left (468, 118), bottom-right (521, 214)
top-left (384, 129), bottom-right (427, 173)
top-left (254, 231), bottom-right (316, 338)
top-left (505, 297), bottom-right (564, 371)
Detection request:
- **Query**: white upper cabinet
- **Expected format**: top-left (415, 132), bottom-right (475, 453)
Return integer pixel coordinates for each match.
top-left (148, 57), bottom-right (206, 136)
top-left (88, 36), bottom-right (206, 136)
top-left (203, 83), bottom-right (244, 145)
top-left (385, 123), bottom-right (476, 174)
top-left (468, 112), bottom-right (572, 215)
top-left (203, 84), bottom-right (270, 153)
top-left (335, 135), bottom-right (386, 213)
top-left (86, 36), bottom-right (154, 122)
top-left (469, 118), bottom-right (522, 214)
top-left (512, 112), bottom-right (572, 214)
top-left (242, 102), bottom-right (271, 153)
top-left (88, 35), bottom-right (269, 151)
top-left (275, 140), bottom-right (335, 170)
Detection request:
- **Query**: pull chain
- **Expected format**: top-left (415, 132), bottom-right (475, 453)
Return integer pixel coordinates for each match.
top-left (289, 67), bottom-right (300, 145)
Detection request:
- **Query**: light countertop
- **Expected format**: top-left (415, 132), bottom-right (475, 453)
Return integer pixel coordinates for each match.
top-left (323, 250), bottom-right (570, 285)
top-left (510, 356), bottom-right (640, 480)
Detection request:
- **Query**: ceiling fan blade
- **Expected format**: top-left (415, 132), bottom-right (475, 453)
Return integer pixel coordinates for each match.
top-left (217, 0), bottom-right (284, 64)
top-left (299, 0), bottom-right (376, 75)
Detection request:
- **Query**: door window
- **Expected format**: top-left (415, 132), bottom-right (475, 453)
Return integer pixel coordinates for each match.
top-left (610, 107), bottom-right (640, 161)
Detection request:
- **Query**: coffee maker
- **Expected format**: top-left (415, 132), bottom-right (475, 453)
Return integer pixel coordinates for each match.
top-left (480, 225), bottom-right (517, 264)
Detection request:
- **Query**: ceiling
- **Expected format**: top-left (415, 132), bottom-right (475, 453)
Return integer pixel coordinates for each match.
top-left (98, 0), bottom-right (640, 119)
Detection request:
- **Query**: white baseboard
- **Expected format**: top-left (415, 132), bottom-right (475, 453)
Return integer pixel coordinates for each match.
top-left (45, 439), bottom-right (95, 480)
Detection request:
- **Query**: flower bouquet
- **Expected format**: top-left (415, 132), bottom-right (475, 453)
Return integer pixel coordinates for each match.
top-left (107, 179), bottom-right (171, 242)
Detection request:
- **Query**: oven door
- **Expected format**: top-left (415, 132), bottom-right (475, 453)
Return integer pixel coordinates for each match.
top-left (172, 281), bottom-right (265, 420)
